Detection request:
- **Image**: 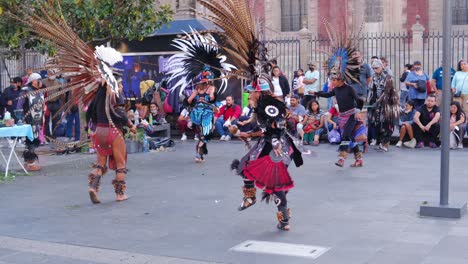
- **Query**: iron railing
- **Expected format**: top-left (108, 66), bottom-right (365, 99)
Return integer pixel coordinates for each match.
top-left (263, 37), bottom-right (300, 82)
top-left (423, 30), bottom-right (468, 74)
top-left (0, 51), bottom-right (47, 90)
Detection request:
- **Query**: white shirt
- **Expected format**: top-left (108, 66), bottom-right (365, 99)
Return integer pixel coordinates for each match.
top-left (272, 77), bottom-right (283, 97)
top-left (304, 70), bottom-right (320, 93)
top-left (180, 108), bottom-right (189, 118)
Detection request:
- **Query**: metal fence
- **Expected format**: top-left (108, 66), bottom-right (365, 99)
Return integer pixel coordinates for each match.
top-left (0, 51), bottom-right (47, 90)
top-left (423, 30), bottom-right (468, 75)
top-left (263, 37), bottom-right (300, 82)
top-left (308, 32), bottom-right (412, 86)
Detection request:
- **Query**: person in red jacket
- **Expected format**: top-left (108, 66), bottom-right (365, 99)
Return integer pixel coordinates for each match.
top-left (214, 95), bottom-right (241, 141)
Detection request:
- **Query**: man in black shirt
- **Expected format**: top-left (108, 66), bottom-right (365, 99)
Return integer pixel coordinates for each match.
top-left (412, 94), bottom-right (440, 148)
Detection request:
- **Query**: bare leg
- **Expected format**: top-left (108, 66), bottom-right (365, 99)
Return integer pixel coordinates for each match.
top-left (406, 123), bottom-right (414, 139)
top-left (399, 125), bottom-right (407, 141)
top-left (112, 135), bottom-right (128, 201)
top-left (88, 154), bottom-right (107, 204)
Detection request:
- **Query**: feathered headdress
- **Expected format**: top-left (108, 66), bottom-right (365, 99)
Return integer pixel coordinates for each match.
top-left (7, 2), bottom-right (123, 144)
top-left (322, 18), bottom-right (363, 83)
top-left (195, 0), bottom-right (273, 92)
top-left (166, 27), bottom-right (236, 95)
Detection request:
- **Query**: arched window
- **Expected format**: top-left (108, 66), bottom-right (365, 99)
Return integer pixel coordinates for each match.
top-left (453, 0), bottom-right (468, 25)
top-left (365, 0), bottom-right (383, 23)
top-left (281, 0), bottom-right (308, 32)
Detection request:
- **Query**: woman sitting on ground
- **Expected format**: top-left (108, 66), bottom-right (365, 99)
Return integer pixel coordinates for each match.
top-left (397, 100), bottom-right (416, 148)
top-left (449, 101), bottom-right (466, 149)
top-left (301, 99), bottom-right (325, 146)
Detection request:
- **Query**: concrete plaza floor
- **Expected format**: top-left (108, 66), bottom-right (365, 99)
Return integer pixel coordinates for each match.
top-left (1, 140), bottom-right (468, 263)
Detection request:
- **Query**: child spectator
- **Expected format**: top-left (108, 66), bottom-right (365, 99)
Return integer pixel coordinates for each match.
top-left (303, 115), bottom-right (320, 145)
top-left (396, 100), bottom-right (416, 148)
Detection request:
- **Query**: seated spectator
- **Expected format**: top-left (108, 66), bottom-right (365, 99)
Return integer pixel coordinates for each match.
top-left (135, 98), bottom-right (149, 120)
top-left (214, 95), bottom-right (241, 141)
top-left (397, 100), bottom-right (416, 148)
top-left (300, 99), bottom-right (325, 146)
top-left (326, 100), bottom-right (339, 131)
top-left (302, 115), bottom-right (320, 145)
top-left (287, 95), bottom-right (306, 135)
top-left (412, 94), bottom-right (440, 148)
top-left (237, 96), bottom-right (256, 132)
top-left (177, 106), bottom-right (199, 141)
top-left (449, 101), bottom-right (466, 149)
top-left (140, 103), bottom-right (170, 138)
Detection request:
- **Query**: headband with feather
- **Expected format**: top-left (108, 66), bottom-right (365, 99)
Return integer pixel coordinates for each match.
top-left (322, 17), bottom-right (363, 84)
top-left (166, 27), bottom-right (236, 95)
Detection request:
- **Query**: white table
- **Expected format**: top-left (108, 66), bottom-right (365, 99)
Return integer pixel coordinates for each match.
top-left (0, 125), bottom-right (34, 179)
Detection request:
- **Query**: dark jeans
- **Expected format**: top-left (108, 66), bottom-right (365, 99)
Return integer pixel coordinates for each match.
top-left (237, 115), bottom-right (255, 132)
top-left (66, 111), bottom-right (80, 141)
top-left (412, 122), bottom-right (440, 145)
top-left (45, 102), bottom-right (61, 139)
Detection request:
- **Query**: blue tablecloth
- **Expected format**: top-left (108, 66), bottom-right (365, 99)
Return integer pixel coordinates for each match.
top-left (0, 125), bottom-right (34, 141)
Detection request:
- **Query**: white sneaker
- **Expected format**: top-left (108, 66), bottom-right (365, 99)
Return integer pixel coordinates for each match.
top-left (225, 135), bottom-right (231, 141)
top-left (370, 139), bottom-right (377, 146)
top-left (458, 143), bottom-right (464, 149)
top-left (396, 141), bottom-right (402, 148)
top-left (194, 135), bottom-right (199, 141)
top-left (220, 135), bottom-right (226, 141)
top-left (180, 134), bottom-right (187, 141)
top-left (403, 138), bottom-right (417, 148)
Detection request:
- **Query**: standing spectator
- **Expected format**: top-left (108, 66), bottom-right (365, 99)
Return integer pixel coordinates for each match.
top-left (397, 100), bottom-right (416, 148)
top-left (21, 66), bottom-right (33, 86)
top-left (412, 94), bottom-right (440, 148)
top-left (431, 63), bottom-right (456, 107)
top-left (302, 61), bottom-right (320, 108)
top-left (214, 95), bottom-right (241, 141)
top-left (291, 68), bottom-right (305, 98)
top-left (399, 64), bottom-right (413, 108)
top-left (350, 51), bottom-right (372, 98)
top-left (405, 61), bottom-right (429, 109)
top-left (42, 71), bottom-right (63, 139)
top-left (271, 66), bottom-right (290, 101)
top-left (451, 59), bottom-right (468, 111)
top-left (3, 77), bottom-right (23, 120)
top-left (65, 91), bottom-right (80, 141)
top-left (449, 101), bottom-right (466, 149)
top-left (380, 57), bottom-right (393, 77)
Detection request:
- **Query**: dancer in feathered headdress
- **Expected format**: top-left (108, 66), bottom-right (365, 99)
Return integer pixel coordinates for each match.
top-left (313, 18), bottom-right (367, 168)
top-left (166, 28), bottom-right (236, 162)
top-left (9, 2), bottom-right (136, 203)
top-left (196, 0), bottom-right (303, 231)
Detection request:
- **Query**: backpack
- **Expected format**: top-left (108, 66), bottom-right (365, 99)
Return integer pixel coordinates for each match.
top-left (149, 137), bottom-right (175, 150)
top-left (328, 129), bottom-right (341, 144)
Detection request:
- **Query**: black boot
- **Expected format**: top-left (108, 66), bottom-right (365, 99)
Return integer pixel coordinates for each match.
top-left (276, 207), bottom-right (291, 231)
top-left (238, 186), bottom-right (257, 211)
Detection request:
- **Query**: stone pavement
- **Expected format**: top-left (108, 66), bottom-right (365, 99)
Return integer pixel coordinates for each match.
top-left (1, 140), bottom-right (468, 264)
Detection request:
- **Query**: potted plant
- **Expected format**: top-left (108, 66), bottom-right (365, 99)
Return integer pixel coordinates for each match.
top-left (125, 127), bottom-right (145, 153)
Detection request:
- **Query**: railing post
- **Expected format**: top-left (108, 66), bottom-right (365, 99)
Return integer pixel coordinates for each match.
top-left (411, 15), bottom-right (425, 63)
top-left (298, 21), bottom-right (311, 68)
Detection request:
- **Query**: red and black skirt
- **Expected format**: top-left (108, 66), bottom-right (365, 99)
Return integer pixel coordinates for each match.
top-left (243, 155), bottom-right (294, 194)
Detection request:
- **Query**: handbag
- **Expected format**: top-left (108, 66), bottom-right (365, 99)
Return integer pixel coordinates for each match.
top-left (416, 79), bottom-right (427, 93)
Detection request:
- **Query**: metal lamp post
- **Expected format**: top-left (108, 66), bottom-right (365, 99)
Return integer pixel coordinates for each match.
top-left (419, 0), bottom-right (467, 218)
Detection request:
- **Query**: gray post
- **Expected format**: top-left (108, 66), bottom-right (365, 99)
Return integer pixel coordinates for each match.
top-left (440, 0), bottom-right (451, 206)
top-left (419, 0), bottom-right (467, 218)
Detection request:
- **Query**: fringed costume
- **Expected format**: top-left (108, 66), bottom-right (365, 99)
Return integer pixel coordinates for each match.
top-left (19, 74), bottom-right (45, 171)
top-left (195, 0), bottom-right (303, 230)
top-left (166, 28), bottom-right (235, 162)
top-left (9, 2), bottom-right (134, 203)
top-left (315, 18), bottom-right (367, 167)
top-left (368, 60), bottom-right (400, 152)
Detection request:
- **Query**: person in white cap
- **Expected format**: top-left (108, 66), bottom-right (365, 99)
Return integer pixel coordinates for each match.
top-left (17, 72), bottom-right (44, 171)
